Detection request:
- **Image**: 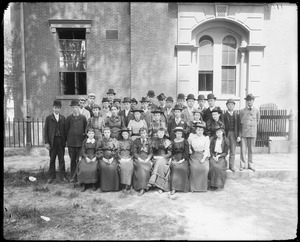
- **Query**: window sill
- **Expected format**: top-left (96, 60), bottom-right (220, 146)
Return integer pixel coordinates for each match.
top-left (56, 95), bottom-right (88, 100)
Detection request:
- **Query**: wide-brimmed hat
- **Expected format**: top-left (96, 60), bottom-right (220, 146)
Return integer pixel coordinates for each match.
top-left (245, 94), bottom-right (255, 101)
top-left (53, 100), bottom-right (62, 107)
top-left (197, 94), bottom-right (205, 101)
top-left (173, 126), bottom-right (186, 134)
top-left (226, 98), bottom-right (236, 105)
top-left (131, 108), bottom-right (144, 113)
top-left (92, 104), bottom-right (101, 110)
top-left (157, 93), bottom-right (166, 101)
top-left (70, 100), bottom-right (79, 106)
top-left (122, 97), bottom-right (131, 103)
top-left (130, 98), bottom-right (138, 104)
top-left (192, 109), bottom-right (202, 114)
top-left (206, 93), bottom-right (217, 100)
top-left (140, 97), bottom-right (150, 103)
top-left (87, 93), bottom-right (96, 98)
top-left (186, 94), bottom-right (196, 101)
top-left (193, 122), bottom-right (206, 130)
top-left (173, 104), bottom-right (183, 111)
top-left (119, 127), bottom-right (131, 134)
top-left (147, 90), bottom-right (155, 97)
top-left (78, 96), bottom-right (86, 101)
top-left (151, 108), bottom-right (164, 114)
top-left (107, 89), bottom-right (116, 95)
top-left (166, 96), bottom-right (174, 102)
top-left (211, 107), bottom-right (222, 114)
top-left (213, 124), bottom-right (225, 133)
top-left (177, 93), bottom-right (185, 100)
top-left (102, 97), bottom-right (109, 103)
top-left (113, 98), bottom-right (121, 103)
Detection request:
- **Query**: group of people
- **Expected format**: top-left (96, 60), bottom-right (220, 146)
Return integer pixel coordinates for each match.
top-left (44, 88), bottom-right (260, 195)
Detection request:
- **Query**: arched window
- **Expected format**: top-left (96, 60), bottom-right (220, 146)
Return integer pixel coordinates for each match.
top-left (221, 35), bottom-right (237, 94)
top-left (198, 35), bottom-right (213, 92)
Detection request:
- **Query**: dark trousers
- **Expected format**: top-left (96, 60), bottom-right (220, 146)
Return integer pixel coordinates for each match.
top-left (68, 146), bottom-right (82, 181)
top-left (227, 131), bottom-right (237, 169)
top-left (49, 136), bottom-right (66, 179)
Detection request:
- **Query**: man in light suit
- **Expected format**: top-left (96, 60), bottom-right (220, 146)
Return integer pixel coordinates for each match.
top-left (239, 94), bottom-right (260, 172)
top-left (78, 97), bottom-right (91, 121)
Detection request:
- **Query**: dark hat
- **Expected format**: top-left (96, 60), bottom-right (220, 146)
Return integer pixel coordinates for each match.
top-left (173, 104), bottom-right (183, 111)
top-left (193, 122), bottom-right (206, 130)
top-left (113, 98), bottom-right (121, 103)
top-left (197, 94), bottom-right (205, 101)
top-left (70, 99), bottom-right (79, 106)
top-left (166, 96), bottom-right (174, 102)
top-left (192, 109), bottom-right (202, 114)
top-left (102, 97), bottom-right (109, 103)
top-left (206, 93), bottom-right (217, 100)
top-left (173, 126), bottom-right (186, 134)
top-left (130, 98), bottom-right (138, 104)
top-left (157, 93), bottom-right (166, 101)
top-left (147, 90), bottom-right (155, 97)
top-left (213, 124), bottom-right (225, 133)
top-left (245, 94), bottom-right (255, 101)
top-left (226, 98), bottom-right (236, 105)
top-left (140, 97), bottom-right (150, 103)
top-left (92, 104), bottom-right (101, 110)
top-left (131, 108), bottom-right (144, 113)
top-left (78, 96), bottom-right (86, 101)
top-left (107, 89), bottom-right (116, 95)
top-left (119, 127), bottom-right (131, 134)
top-left (53, 100), bottom-right (62, 107)
top-left (151, 108), bottom-right (164, 114)
top-left (186, 94), bottom-right (196, 101)
top-left (211, 107), bottom-right (222, 114)
top-left (177, 93), bottom-right (185, 100)
top-left (122, 97), bottom-right (131, 103)
top-left (88, 93), bottom-right (96, 98)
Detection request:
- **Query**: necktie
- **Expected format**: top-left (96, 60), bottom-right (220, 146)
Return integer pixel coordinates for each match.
top-left (248, 108), bottom-right (252, 111)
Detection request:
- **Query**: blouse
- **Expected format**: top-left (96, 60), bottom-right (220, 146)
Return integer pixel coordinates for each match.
top-left (188, 133), bottom-right (210, 157)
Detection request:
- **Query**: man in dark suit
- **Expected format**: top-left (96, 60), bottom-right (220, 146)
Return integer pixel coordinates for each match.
top-left (44, 100), bottom-right (68, 183)
top-left (146, 90), bottom-right (158, 111)
top-left (163, 96), bottom-right (175, 124)
top-left (167, 104), bottom-right (188, 141)
top-left (223, 99), bottom-right (240, 172)
top-left (202, 93), bottom-right (224, 123)
top-left (197, 94), bottom-right (207, 113)
top-left (65, 100), bottom-right (87, 182)
top-left (120, 97), bottom-right (134, 127)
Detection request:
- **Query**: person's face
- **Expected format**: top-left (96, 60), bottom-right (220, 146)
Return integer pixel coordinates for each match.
top-left (157, 130), bottom-right (165, 138)
top-left (114, 102), bottom-right (121, 108)
top-left (111, 106), bottom-right (118, 116)
top-left (166, 101), bottom-right (173, 108)
top-left (194, 112), bottom-right (201, 121)
top-left (130, 102), bottom-right (137, 109)
top-left (103, 129), bottom-right (111, 139)
top-left (79, 100), bottom-right (86, 108)
top-left (92, 108), bottom-right (100, 116)
top-left (148, 97), bottom-right (154, 103)
top-left (102, 102), bottom-right (109, 109)
top-left (208, 99), bottom-right (215, 107)
top-left (216, 129), bottom-right (223, 138)
top-left (175, 131), bottom-right (183, 139)
top-left (154, 113), bottom-right (160, 121)
top-left (71, 106), bottom-right (79, 115)
top-left (123, 102), bottom-right (130, 110)
top-left (174, 110), bottom-right (181, 118)
top-left (134, 112), bottom-right (141, 120)
top-left (52, 106), bottom-right (61, 114)
top-left (212, 112), bottom-right (220, 121)
top-left (195, 127), bottom-right (204, 136)
top-left (177, 99), bottom-right (185, 105)
top-left (158, 100), bottom-right (165, 106)
top-left (198, 99), bottom-right (205, 107)
top-left (227, 103), bottom-right (235, 111)
top-left (87, 131), bottom-right (95, 139)
top-left (247, 99), bottom-right (254, 107)
top-left (107, 94), bottom-right (114, 102)
top-left (88, 96), bottom-right (95, 105)
top-left (140, 130), bottom-right (147, 139)
top-left (187, 99), bottom-right (195, 108)
top-left (141, 102), bottom-right (148, 109)
top-left (122, 131), bottom-right (129, 140)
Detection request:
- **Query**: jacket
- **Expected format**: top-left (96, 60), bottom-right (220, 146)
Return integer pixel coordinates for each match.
top-left (223, 110), bottom-right (240, 138)
top-left (209, 137), bottom-right (229, 158)
top-left (65, 114), bottom-right (87, 147)
top-left (44, 113), bottom-right (66, 148)
top-left (239, 106), bottom-right (260, 138)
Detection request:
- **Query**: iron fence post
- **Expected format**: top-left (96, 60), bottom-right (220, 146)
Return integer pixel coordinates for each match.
top-left (288, 110), bottom-right (294, 141)
top-left (26, 115), bottom-right (32, 149)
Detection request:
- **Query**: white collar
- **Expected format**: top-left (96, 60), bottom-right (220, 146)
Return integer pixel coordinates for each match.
top-left (86, 138), bottom-right (95, 144)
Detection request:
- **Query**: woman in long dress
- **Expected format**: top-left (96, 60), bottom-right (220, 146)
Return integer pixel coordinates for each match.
top-left (77, 128), bottom-right (99, 192)
top-left (208, 126), bottom-right (229, 191)
top-left (148, 128), bottom-right (172, 194)
top-left (127, 108), bottom-right (148, 141)
top-left (105, 104), bottom-right (125, 140)
top-left (188, 122), bottom-right (210, 192)
top-left (117, 127), bottom-right (134, 193)
top-left (86, 104), bottom-right (105, 141)
top-left (169, 127), bottom-right (190, 195)
top-left (132, 127), bottom-right (153, 196)
top-left (96, 127), bottom-right (120, 192)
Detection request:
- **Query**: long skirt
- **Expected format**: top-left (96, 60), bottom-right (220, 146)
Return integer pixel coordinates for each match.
top-left (148, 157), bottom-right (170, 191)
top-left (170, 160), bottom-right (189, 192)
top-left (208, 156), bottom-right (227, 188)
top-left (189, 152), bottom-right (209, 192)
top-left (119, 158), bottom-right (134, 185)
top-left (133, 159), bottom-right (152, 191)
top-left (77, 158), bottom-right (98, 184)
top-left (99, 159), bottom-right (120, 191)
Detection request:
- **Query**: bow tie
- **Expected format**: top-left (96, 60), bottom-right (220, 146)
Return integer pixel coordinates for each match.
top-left (248, 107), bottom-right (252, 111)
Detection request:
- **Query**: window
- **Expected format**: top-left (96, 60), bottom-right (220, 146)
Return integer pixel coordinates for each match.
top-left (221, 35), bottom-right (236, 95)
top-left (198, 35), bottom-right (213, 92)
top-left (58, 28), bottom-right (86, 95)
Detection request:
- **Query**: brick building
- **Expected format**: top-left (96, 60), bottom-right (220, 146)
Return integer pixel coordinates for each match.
top-left (10, 2), bottom-right (297, 118)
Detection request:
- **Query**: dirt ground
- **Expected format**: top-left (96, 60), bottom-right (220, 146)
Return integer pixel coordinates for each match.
top-left (3, 152), bottom-right (298, 240)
